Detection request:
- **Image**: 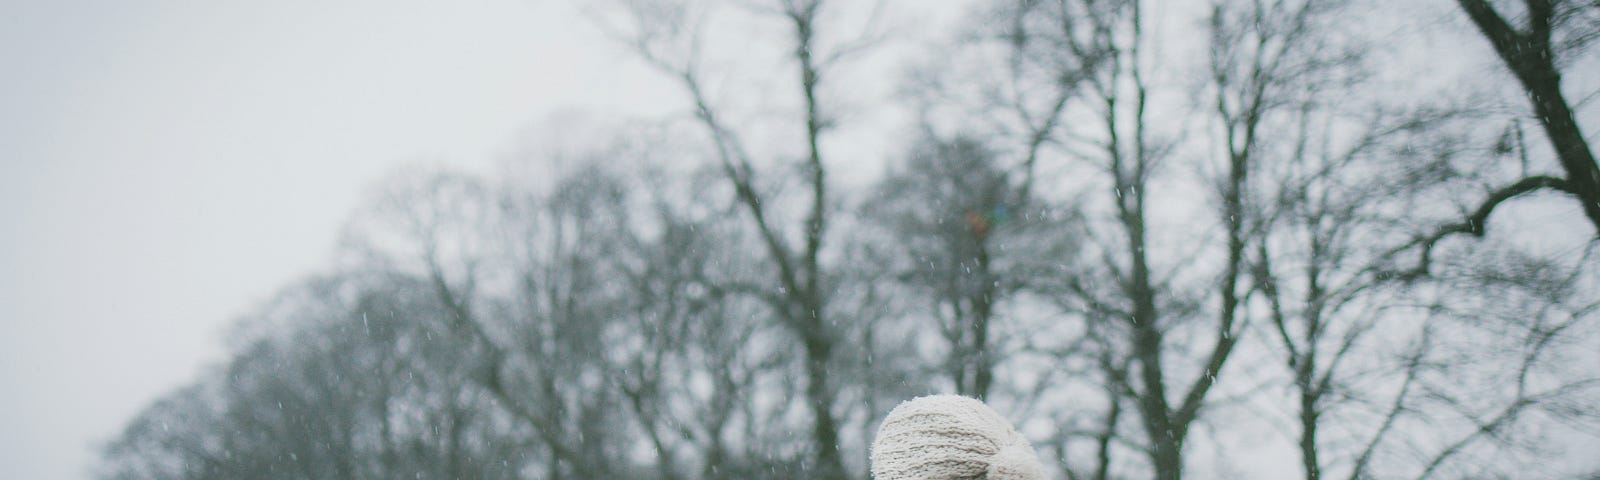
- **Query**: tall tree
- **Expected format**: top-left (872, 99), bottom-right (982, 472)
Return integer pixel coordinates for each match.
top-left (1457, 0), bottom-right (1600, 232)
top-left (868, 134), bottom-right (1079, 399)
top-left (1051, 1), bottom-right (1253, 477)
top-left (593, 1), bottom-right (887, 476)
top-left (1205, 1), bottom-right (1382, 478)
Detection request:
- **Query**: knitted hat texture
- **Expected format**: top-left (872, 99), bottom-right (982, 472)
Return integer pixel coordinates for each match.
top-left (869, 395), bottom-right (1048, 480)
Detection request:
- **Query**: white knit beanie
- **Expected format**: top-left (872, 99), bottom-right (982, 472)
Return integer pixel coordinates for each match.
top-left (870, 395), bottom-right (1048, 480)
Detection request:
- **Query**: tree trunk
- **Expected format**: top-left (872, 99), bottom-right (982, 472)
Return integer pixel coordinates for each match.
top-left (972, 243), bottom-right (996, 400)
top-left (1297, 364), bottom-right (1321, 480)
top-left (1523, 73), bottom-right (1600, 230)
top-left (1458, 0), bottom-right (1600, 232)
top-left (802, 328), bottom-right (845, 479)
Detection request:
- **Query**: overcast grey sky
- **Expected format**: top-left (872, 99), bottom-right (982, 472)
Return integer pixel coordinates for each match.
top-left (8, 0), bottom-right (1597, 478)
top-left (0, 1), bottom-right (1439, 478)
top-left (0, 1), bottom-right (693, 478)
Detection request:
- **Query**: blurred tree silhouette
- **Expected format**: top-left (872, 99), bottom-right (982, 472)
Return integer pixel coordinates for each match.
top-left (98, 1), bottom-right (1600, 479)
top-left (866, 134), bottom-right (1082, 399)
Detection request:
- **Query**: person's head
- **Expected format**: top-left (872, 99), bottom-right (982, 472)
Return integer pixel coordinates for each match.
top-left (869, 395), bottom-right (1047, 480)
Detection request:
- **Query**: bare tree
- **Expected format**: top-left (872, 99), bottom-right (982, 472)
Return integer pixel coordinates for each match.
top-left (1204, 1), bottom-right (1390, 478)
top-left (905, 2), bottom-right (1123, 477)
top-left (1397, 244), bottom-right (1600, 479)
top-left (1040, 0), bottom-right (1254, 477)
top-left (867, 134), bottom-right (1080, 399)
top-left (96, 2), bottom-right (1600, 480)
top-left (1454, 0), bottom-right (1600, 233)
top-left (1249, 100), bottom-right (1600, 480)
top-left (344, 167), bottom-right (633, 477)
top-left (1372, 0), bottom-right (1600, 283)
top-left (100, 383), bottom-right (229, 480)
top-left (919, 0), bottom-right (1227, 476)
top-left (98, 273), bottom-right (525, 480)
top-left (590, 1), bottom-right (889, 476)
top-left (597, 163), bottom-right (804, 479)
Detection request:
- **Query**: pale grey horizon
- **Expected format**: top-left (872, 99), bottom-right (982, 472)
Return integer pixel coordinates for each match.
top-left (0, 1), bottom-right (686, 478)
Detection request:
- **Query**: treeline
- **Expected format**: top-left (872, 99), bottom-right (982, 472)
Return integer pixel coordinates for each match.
top-left (100, 0), bottom-right (1600, 479)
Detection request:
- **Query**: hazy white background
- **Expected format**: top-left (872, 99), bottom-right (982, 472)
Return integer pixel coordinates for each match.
top-left (0, 1), bottom-right (686, 478)
top-left (8, 0), bottom-right (1585, 478)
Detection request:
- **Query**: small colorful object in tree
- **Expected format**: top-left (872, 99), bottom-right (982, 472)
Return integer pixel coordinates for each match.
top-left (964, 204), bottom-right (1010, 240)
